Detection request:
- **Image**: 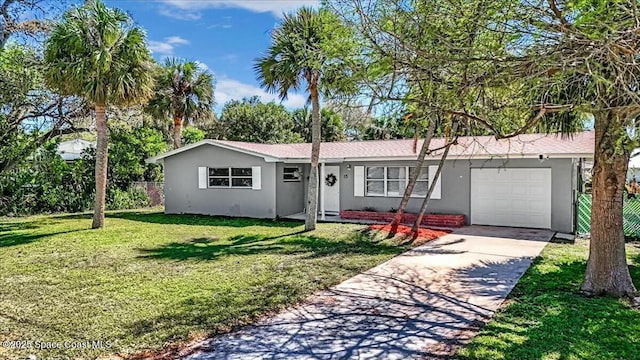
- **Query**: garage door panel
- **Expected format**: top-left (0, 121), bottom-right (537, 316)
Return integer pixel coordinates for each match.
top-left (471, 168), bottom-right (552, 229)
top-left (474, 214), bottom-right (494, 224)
top-left (510, 171), bottom-right (528, 181)
top-left (529, 199), bottom-right (547, 212)
top-left (507, 214), bottom-right (530, 225)
top-left (511, 184), bottom-right (528, 196)
top-left (529, 171), bottom-right (548, 181)
top-left (529, 185), bottom-right (547, 197)
top-left (477, 184), bottom-right (492, 195)
top-left (495, 199), bottom-right (510, 208)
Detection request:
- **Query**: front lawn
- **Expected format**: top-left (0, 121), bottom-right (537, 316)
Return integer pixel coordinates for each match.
top-left (0, 210), bottom-right (407, 359)
top-left (457, 239), bottom-right (640, 360)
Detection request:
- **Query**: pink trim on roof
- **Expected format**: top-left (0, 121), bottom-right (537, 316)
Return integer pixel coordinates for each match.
top-left (213, 131), bottom-right (594, 161)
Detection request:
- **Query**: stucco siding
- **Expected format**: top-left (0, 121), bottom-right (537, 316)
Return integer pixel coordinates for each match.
top-left (164, 144), bottom-right (277, 218)
top-left (275, 163), bottom-right (306, 217)
top-left (339, 160), bottom-right (457, 215)
top-left (339, 158), bottom-right (575, 233)
top-left (162, 141), bottom-right (576, 232)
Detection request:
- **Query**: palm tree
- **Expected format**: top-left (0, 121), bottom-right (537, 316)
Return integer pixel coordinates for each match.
top-left (146, 58), bottom-right (214, 148)
top-left (44, 0), bottom-right (154, 229)
top-left (255, 7), bottom-right (351, 231)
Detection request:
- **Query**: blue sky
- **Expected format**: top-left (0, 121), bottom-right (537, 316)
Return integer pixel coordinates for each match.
top-left (104, 0), bottom-right (317, 111)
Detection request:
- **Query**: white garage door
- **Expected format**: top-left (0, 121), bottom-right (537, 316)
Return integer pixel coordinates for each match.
top-left (470, 168), bottom-right (552, 229)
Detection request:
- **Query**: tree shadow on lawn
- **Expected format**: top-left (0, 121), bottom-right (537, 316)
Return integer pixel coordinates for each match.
top-left (137, 229), bottom-right (405, 262)
top-left (458, 257), bottom-right (640, 360)
top-left (0, 221), bottom-right (40, 232)
top-left (52, 211), bottom-right (302, 228)
top-left (123, 255), bottom-right (538, 359)
top-left (0, 225), bottom-right (85, 248)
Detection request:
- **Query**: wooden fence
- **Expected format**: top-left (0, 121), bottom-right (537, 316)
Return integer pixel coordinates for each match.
top-left (131, 182), bottom-right (164, 207)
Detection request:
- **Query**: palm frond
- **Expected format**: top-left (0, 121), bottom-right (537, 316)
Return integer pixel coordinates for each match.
top-left (254, 7), bottom-right (347, 101)
top-left (44, 0), bottom-right (155, 107)
top-left (145, 58), bottom-right (214, 124)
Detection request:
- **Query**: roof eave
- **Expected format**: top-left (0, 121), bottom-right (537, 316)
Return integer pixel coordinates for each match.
top-left (340, 153), bottom-right (594, 162)
top-left (248, 153), bottom-right (595, 164)
top-left (145, 140), bottom-right (280, 164)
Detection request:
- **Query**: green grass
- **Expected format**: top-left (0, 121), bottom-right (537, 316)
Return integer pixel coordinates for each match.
top-left (457, 239), bottom-right (640, 360)
top-left (0, 210), bottom-right (407, 359)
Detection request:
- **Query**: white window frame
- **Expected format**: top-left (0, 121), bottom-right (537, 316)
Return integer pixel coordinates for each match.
top-left (208, 167), bottom-right (253, 188)
top-left (283, 167), bottom-right (301, 182)
top-left (365, 166), bottom-right (386, 197)
top-left (364, 166), bottom-right (430, 197)
top-left (386, 166), bottom-right (408, 197)
top-left (410, 167), bottom-right (430, 197)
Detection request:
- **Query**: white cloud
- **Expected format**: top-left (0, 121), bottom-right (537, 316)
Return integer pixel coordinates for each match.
top-left (207, 23), bottom-right (233, 29)
top-left (148, 41), bottom-right (174, 55)
top-left (148, 36), bottom-right (190, 56)
top-left (165, 36), bottom-right (190, 45)
top-left (217, 54), bottom-right (238, 63)
top-left (157, 7), bottom-right (202, 20)
top-left (207, 16), bottom-right (233, 28)
top-left (158, 0), bottom-right (318, 18)
top-left (216, 77), bottom-right (307, 109)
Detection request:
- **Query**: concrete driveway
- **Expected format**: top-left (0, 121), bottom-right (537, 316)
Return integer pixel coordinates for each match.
top-left (186, 226), bottom-right (553, 360)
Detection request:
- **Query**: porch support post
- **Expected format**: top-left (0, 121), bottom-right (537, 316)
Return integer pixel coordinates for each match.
top-left (320, 162), bottom-right (326, 220)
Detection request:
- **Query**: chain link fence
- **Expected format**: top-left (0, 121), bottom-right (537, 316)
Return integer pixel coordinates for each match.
top-left (577, 193), bottom-right (640, 237)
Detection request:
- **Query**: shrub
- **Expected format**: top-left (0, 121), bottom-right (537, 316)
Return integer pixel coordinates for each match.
top-left (182, 127), bottom-right (206, 145)
top-left (0, 126), bottom-right (165, 216)
top-left (106, 187), bottom-right (150, 210)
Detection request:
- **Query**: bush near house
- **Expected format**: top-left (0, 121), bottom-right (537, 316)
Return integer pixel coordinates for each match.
top-left (0, 126), bottom-right (165, 216)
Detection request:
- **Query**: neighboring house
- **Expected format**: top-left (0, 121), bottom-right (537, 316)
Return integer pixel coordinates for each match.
top-left (147, 131), bottom-right (595, 233)
top-left (57, 139), bottom-right (95, 162)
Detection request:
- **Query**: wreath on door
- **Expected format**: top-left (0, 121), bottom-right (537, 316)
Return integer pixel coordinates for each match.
top-left (325, 173), bottom-right (338, 187)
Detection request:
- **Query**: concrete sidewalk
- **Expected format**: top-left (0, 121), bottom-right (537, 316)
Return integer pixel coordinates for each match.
top-left (186, 226), bottom-right (553, 360)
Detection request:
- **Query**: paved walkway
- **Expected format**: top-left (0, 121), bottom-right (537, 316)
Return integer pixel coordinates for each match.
top-left (186, 226), bottom-right (553, 360)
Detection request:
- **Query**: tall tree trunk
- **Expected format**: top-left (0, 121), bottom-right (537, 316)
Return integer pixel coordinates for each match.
top-left (390, 119), bottom-right (437, 229)
top-left (412, 124), bottom-right (457, 234)
top-left (305, 82), bottom-right (321, 231)
top-left (91, 103), bottom-right (109, 229)
top-left (173, 114), bottom-right (183, 148)
top-left (581, 111), bottom-right (636, 297)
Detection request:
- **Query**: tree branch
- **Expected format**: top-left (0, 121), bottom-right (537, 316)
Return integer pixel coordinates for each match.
top-left (547, 0), bottom-right (570, 28)
top-left (447, 104), bottom-right (574, 139)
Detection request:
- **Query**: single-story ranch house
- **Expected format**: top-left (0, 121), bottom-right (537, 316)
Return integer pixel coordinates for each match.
top-left (148, 131), bottom-right (594, 233)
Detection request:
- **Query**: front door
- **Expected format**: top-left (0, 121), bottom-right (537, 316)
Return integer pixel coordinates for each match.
top-left (323, 165), bottom-right (340, 214)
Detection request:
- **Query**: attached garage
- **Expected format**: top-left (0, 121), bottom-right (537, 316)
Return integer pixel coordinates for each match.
top-left (470, 168), bottom-right (552, 229)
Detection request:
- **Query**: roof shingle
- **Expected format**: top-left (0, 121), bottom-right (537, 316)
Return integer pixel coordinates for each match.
top-left (214, 131), bottom-right (594, 161)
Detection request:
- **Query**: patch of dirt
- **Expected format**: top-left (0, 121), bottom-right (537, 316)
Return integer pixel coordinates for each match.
top-left (550, 236), bottom-right (575, 244)
top-left (369, 224), bottom-right (449, 245)
top-left (120, 338), bottom-right (209, 360)
top-left (421, 317), bottom-right (489, 359)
